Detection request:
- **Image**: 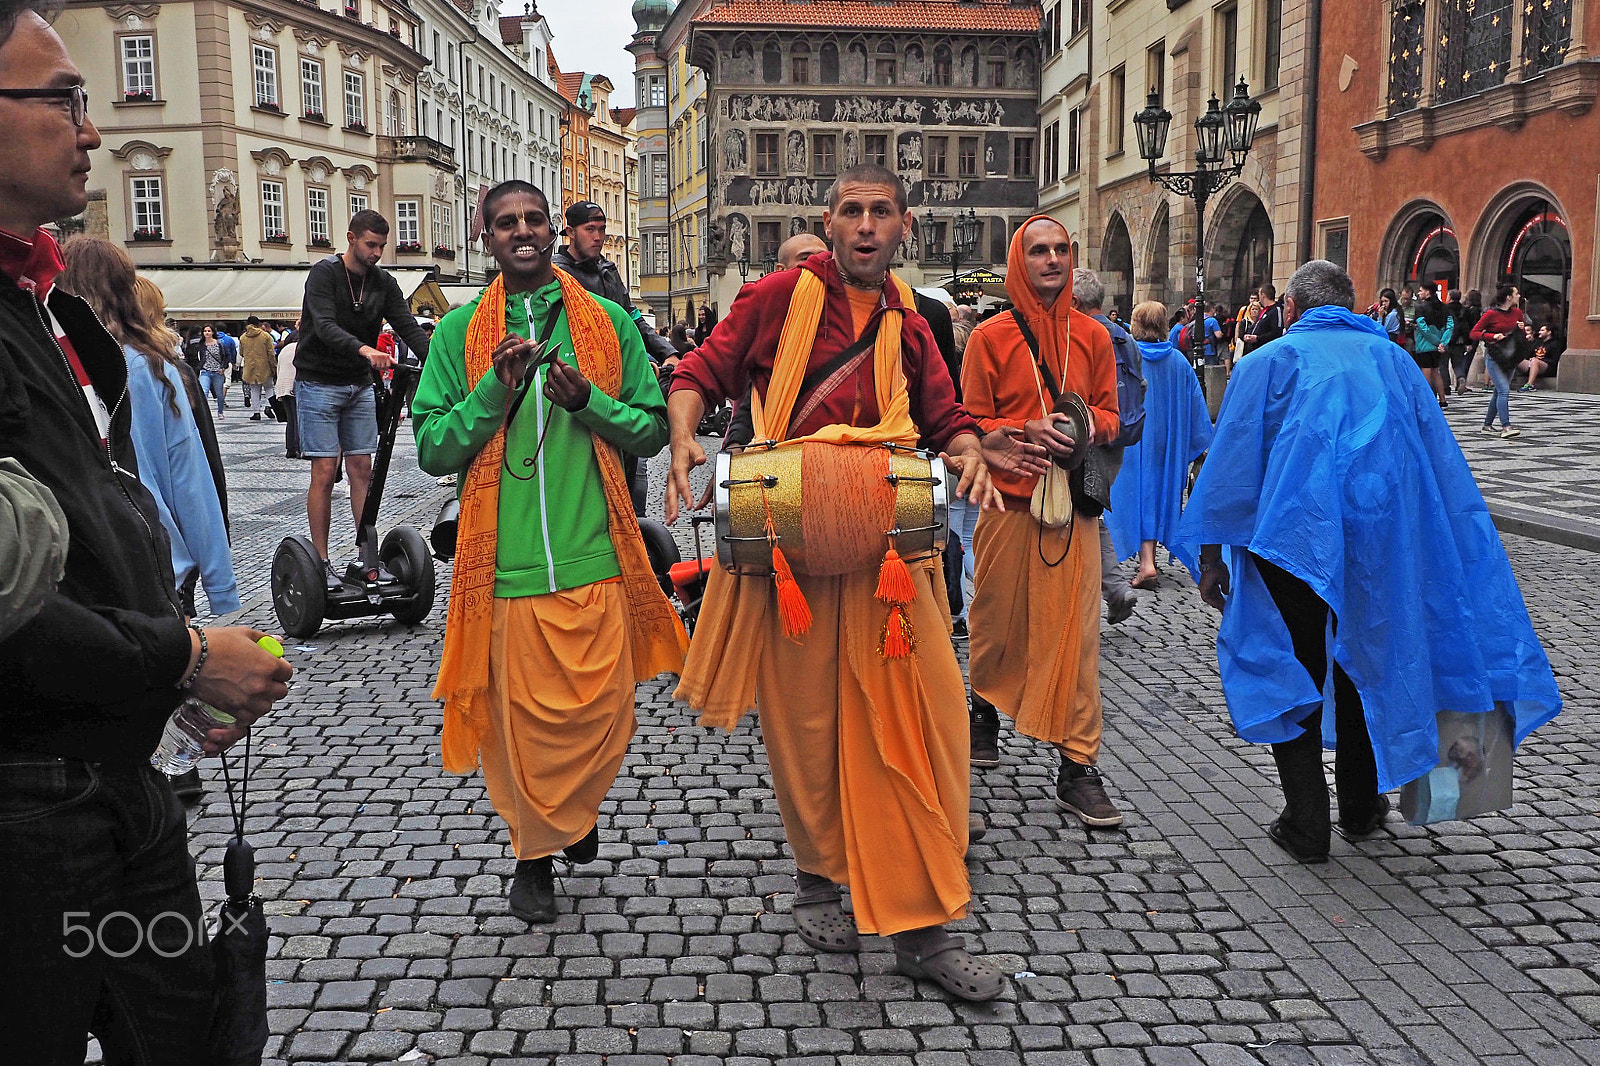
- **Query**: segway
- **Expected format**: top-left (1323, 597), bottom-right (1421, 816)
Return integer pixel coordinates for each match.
top-left (271, 350), bottom-right (435, 638)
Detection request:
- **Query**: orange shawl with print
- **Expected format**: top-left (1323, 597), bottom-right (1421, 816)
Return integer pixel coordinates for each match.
top-left (675, 268), bottom-right (922, 729)
top-left (433, 270), bottom-right (687, 774)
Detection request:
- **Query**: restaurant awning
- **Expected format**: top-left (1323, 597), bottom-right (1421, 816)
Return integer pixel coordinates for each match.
top-left (140, 265), bottom-right (445, 323)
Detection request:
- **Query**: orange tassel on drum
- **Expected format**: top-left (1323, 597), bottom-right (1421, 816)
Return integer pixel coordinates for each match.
top-left (770, 544), bottom-right (813, 639)
top-left (881, 603), bottom-right (915, 659)
top-left (875, 546), bottom-right (916, 606)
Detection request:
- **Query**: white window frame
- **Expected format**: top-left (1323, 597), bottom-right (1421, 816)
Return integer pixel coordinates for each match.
top-left (395, 199), bottom-right (420, 245)
top-left (301, 59), bottom-right (324, 119)
top-left (120, 35), bottom-right (156, 98)
top-left (431, 201), bottom-right (453, 252)
top-left (343, 69), bottom-right (365, 129)
top-left (129, 175), bottom-right (165, 238)
top-left (261, 179), bottom-right (286, 240)
top-left (307, 186), bottom-right (330, 245)
top-left (652, 233), bottom-right (669, 274)
top-left (349, 192), bottom-right (369, 219)
top-left (252, 45), bottom-right (279, 108)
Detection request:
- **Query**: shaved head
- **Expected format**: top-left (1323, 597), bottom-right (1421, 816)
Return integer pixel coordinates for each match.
top-left (1022, 217), bottom-right (1070, 248)
top-left (777, 232), bottom-right (827, 270)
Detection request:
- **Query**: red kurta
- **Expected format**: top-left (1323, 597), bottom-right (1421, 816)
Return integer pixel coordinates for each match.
top-left (669, 252), bottom-right (979, 449)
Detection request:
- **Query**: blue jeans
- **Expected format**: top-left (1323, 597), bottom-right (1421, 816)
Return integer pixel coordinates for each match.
top-left (198, 369), bottom-right (226, 415)
top-left (0, 752), bottom-right (214, 1064)
top-left (295, 380), bottom-right (378, 457)
top-left (948, 497), bottom-right (980, 622)
top-left (1483, 358), bottom-right (1512, 428)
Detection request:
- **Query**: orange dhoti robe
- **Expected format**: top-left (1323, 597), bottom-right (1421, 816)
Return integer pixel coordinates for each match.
top-left (481, 585), bottom-right (637, 859)
top-left (682, 561), bottom-right (971, 935)
top-left (968, 506), bottom-right (1103, 762)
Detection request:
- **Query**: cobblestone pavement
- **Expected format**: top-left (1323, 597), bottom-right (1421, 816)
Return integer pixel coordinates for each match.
top-left (117, 402), bottom-right (1598, 1066)
top-left (1441, 387), bottom-right (1600, 548)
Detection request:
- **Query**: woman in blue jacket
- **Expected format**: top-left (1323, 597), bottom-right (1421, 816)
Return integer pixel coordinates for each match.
top-left (58, 239), bottom-right (241, 617)
top-left (1411, 286), bottom-right (1453, 407)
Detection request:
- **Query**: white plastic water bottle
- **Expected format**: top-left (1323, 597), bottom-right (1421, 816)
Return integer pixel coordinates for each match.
top-left (151, 634), bottom-right (284, 776)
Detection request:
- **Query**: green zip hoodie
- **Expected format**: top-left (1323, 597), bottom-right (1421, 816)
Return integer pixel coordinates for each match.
top-left (412, 279), bottom-right (668, 597)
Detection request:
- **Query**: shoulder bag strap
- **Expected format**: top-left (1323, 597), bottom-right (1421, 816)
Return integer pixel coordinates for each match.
top-left (1011, 307), bottom-right (1063, 404)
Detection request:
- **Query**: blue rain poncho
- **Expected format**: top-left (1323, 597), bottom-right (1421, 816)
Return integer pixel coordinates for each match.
top-left (1107, 339), bottom-right (1214, 576)
top-left (1176, 305), bottom-right (1561, 792)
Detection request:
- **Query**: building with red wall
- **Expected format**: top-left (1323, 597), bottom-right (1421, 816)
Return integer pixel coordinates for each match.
top-left (1311, 0), bottom-right (1598, 388)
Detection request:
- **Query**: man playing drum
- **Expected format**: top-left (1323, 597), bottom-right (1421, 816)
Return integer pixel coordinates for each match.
top-left (961, 216), bottom-right (1125, 829)
top-left (666, 164), bottom-right (1047, 1002)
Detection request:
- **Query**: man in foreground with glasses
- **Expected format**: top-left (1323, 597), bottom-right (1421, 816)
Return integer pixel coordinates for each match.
top-left (413, 180), bottom-right (685, 924)
top-left (0, 2), bottom-right (292, 1059)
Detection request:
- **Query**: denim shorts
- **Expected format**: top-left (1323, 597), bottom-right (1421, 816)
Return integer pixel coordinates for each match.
top-left (295, 380), bottom-right (378, 457)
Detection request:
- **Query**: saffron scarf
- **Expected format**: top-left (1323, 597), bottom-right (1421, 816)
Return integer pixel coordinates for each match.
top-left (434, 270), bottom-right (687, 774)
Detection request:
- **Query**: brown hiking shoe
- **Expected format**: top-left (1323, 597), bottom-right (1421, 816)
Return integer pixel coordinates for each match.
top-left (1056, 761), bottom-right (1124, 828)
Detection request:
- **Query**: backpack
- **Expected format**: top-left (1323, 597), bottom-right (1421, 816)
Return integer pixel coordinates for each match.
top-left (1094, 314), bottom-right (1146, 448)
top-left (1176, 323), bottom-right (1192, 356)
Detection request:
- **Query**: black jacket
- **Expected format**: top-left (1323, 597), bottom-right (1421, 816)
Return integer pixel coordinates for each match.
top-left (0, 277), bottom-right (191, 764)
top-left (295, 255), bottom-right (430, 385)
top-left (554, 246), bottom-right (678, 365)
top-left (913, 293), bottom-right (959, 401)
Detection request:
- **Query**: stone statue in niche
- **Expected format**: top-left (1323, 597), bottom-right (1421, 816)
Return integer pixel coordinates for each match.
top-left (907, 217), bottom-right (920, 260)
top-left (727, 43), bottom-right (756, 83)
top-left (845, 42), bottom-right (867, 83)
top-left (213, 184), bottom-right (240, 243)
top-left (790, 216), bottom-right (807, 236)
top-left (707, 217), bottom-right (725, 255)
top-left (787, 130), bottom-right (805, 173)
top-left (843, 129), bottom-right (858, 168)
top-left (723, 129), bottom-right (747, 174)
top-left (904, 44), bottom-right (926, 84)
top-left (728, 216), bottom-right (748, 261)
top-left (1018, 49), bottom-right (1038, 88)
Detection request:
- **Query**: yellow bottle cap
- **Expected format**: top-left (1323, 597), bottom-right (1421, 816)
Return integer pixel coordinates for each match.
top-left (257, 635), bottom-right (285, 658)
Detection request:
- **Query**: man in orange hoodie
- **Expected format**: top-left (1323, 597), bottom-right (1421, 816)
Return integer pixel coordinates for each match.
top-left (962, 216), bottom-right (1124, 829)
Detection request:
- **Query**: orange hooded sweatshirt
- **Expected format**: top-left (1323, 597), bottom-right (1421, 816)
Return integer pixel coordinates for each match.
top-left (960, 215), bottom-right (1120, 500)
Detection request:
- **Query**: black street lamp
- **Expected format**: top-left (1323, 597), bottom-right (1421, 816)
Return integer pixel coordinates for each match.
top-left (926, 206), bottom-right (982, 300)
top-left (737, 253), bottom-right (750, 281)
top-left (762, 251), bottom-right (777, 276)
top-left (1134, 78), bottom-right (1261, 375)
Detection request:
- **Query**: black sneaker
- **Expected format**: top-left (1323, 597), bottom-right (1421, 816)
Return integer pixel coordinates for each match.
top-left (562, 824), bottom-right (600, 864)
top-left (249, 412), bottom-right (262, 421)
top-left (171, 768), bottom-right (204, 802)
top-left (324, 558), bottom-right (345, 591)
top-left (951, 618), bottom-right (969, 641)
top-left (509, 857), bottom-right (557, 922)
top-left (1336, 793), bottom-right (1392, 839)
top-left (1056, 761), bottom-right (1124, 827)
top-left (969, 698), bottom-right (1000, 768)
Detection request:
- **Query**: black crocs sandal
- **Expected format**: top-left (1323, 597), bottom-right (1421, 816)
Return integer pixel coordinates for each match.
top-left (896, 940), bottom-right (1007, 1001)
top-left (792, 897), bottom-right (860, 952)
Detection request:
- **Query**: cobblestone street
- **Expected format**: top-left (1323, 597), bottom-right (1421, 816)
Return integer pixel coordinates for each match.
top-left (153, 397), bottom-right (1599, 1066)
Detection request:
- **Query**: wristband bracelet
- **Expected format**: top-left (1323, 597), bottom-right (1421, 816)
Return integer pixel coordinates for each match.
top-left (178, 624), bottom-right (208, 690)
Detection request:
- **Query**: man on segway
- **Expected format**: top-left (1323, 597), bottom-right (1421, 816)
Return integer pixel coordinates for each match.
top-left (294, 208), bottom-right (432, 587)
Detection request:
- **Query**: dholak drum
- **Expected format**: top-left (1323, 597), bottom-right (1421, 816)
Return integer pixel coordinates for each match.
top-left (713, 441), bottom-right (950, 577)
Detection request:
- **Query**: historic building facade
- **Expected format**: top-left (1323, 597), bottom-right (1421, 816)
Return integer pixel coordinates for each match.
top-left (1313, 0), bottom-right (1596, 387)
top-left (1076, 0), bottom-right (1315, 320)
top-left (1037, 0), bottom-right (1091, 254)
top-left (679, 0), bottom-right (1043, 313)
top-left (656, 0), bottom-right (712, 325)
top-left (628, 0), bottom-right (674, 323)
top-left (62, 0), bottom-right (565, 282)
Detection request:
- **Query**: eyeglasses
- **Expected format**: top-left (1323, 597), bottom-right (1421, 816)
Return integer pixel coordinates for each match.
top-left (0, 85), bottom-right (90, 128)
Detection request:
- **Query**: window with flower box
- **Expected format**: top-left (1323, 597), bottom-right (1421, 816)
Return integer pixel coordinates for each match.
top-left (261, 180), bottom-right (286, 242)
top-left (120, 35), bottom-right (155, 100)
top-left (344, 70), bottom-right (365, 130)
top-left (252, 45), bottom-right (279, 109)
top-left (129, 176), bottom-right (165, 239)
top-left (301, 59), bottom-right (324, 121)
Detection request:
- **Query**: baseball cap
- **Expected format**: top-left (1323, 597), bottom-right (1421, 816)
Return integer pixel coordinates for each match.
top-left (565, 201), bottom-right (606, 227)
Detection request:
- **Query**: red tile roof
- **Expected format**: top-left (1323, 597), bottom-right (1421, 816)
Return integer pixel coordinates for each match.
top-left (498, 15), bottom-right (522, 46)
top-left (691, 0), bottom-right (1041, 32)
top-left (611, 106), bottom-right (638, 127)
top-left (555, 71), bottom-right (585, 102)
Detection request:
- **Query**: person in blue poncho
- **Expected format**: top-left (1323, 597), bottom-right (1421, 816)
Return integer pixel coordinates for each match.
top-left (1107, 300), bottom-right (1214, 588)
top-left (1178, 260), bottom-right (1561, 864)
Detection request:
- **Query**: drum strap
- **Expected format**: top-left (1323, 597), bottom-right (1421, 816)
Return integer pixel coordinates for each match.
top-left (788, 320), bottom-right (882, 436)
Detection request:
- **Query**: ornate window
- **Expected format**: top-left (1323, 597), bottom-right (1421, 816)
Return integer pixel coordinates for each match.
top-left (1524, 0), bottom-right (1573, 74)
top-left (307, 186), bottom-right (330, 246)
top-left (652, 233), bottom-right (669, 274)
top-left (431, 202), bottom-right (453, 253)
top-left (1387, 0), bottom-right (1425, 111)
top-left (120, 35), bottom-right (156, 99)
top-left (252, 45), bottom-right (279, 109)
top-left (301, 59), bottom-right (323, 120)
top-left (349, 192), bottom-right (369, 218)
top-left (343, 69), bottom-right (365, 129)
top-left (755, 132), bottom-right (780, 176)
top-left (1437, 0), bottom-right (1514, 103)
top-left (261, 180), bottom-right (286, 242)
top-left (395, 200), bottom-right (420, 245)
top-left (129, 175), bottom-right (165, 239)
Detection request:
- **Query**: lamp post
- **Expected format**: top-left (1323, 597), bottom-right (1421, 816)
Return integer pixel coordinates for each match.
top-left (1133, 78), bottom-right (1261, 377)
top-left (761, 251), bottom-right (777, 276)
top-left (926, 206), bottom-right (982, 301)
top-left (736, 253), bottom-right (750, 282)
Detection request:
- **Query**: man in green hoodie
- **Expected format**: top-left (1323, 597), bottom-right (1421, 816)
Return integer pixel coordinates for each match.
top-left (413, 179), bottom-right (681, 924)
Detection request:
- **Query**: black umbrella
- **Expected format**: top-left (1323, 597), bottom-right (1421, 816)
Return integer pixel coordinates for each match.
top-left (207, 734), bottom-right (269, 1066)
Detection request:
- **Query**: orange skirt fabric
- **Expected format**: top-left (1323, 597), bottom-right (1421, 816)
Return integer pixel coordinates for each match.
top-left (680, 561), bottom-right (971, 936)
top-left (968, 507), bottom-right (1104, 761)
top-left (481, 586), bottom-right (637, 859)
